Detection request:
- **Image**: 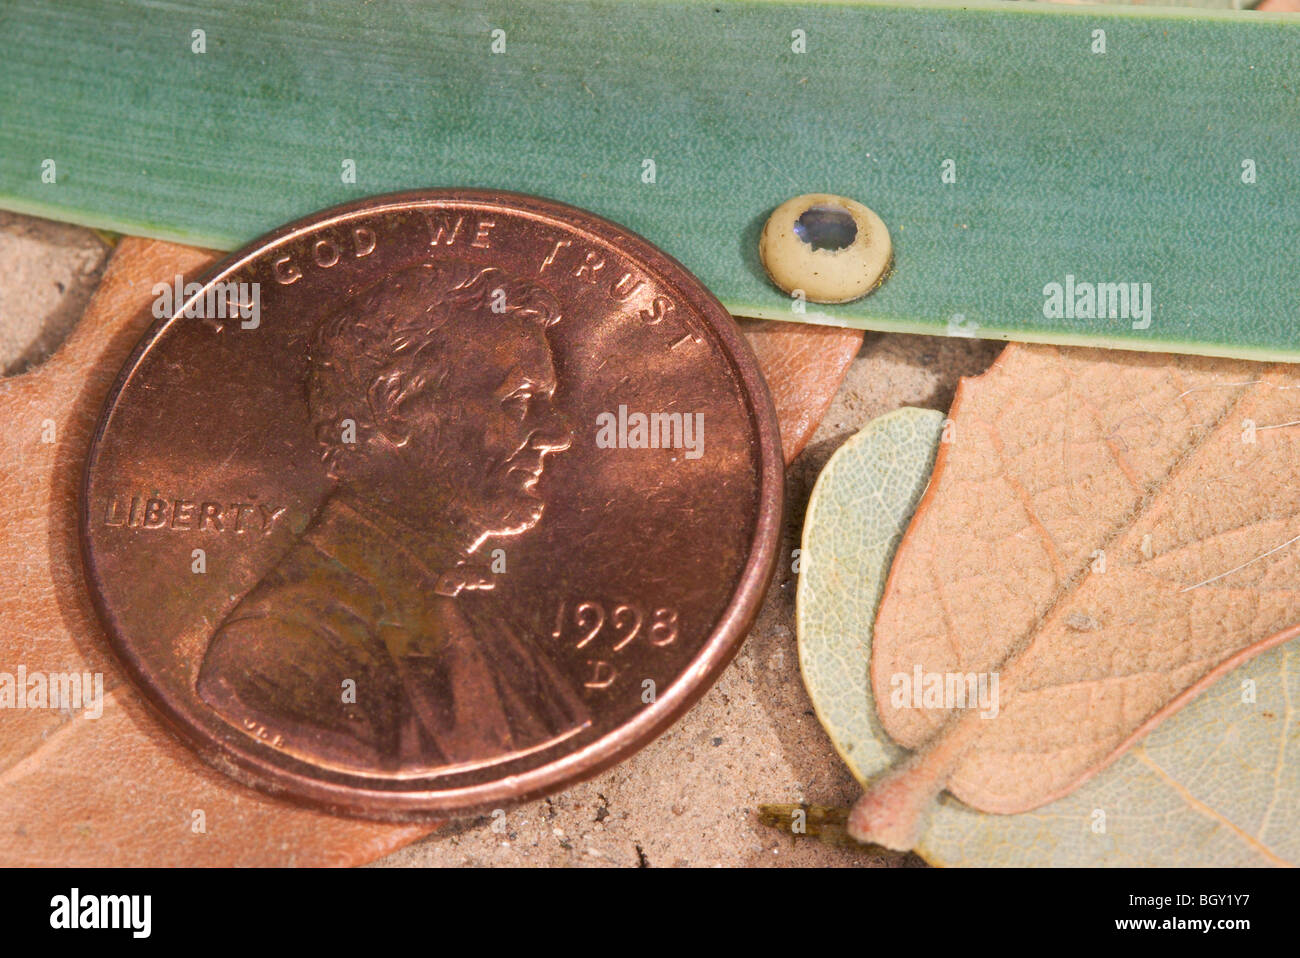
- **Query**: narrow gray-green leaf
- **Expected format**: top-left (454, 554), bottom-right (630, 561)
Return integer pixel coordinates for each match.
top-left (0, 1), bottom-right (1297, 359)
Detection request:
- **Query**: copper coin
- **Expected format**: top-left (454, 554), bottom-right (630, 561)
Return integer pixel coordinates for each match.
top-left (80, 189), bottom-right (782, 819)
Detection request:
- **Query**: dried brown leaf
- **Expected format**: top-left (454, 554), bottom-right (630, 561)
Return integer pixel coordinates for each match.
top-left (848, 344), bottom-right (1300, 850)
top-left (738, 318), bottom-right (863, 464)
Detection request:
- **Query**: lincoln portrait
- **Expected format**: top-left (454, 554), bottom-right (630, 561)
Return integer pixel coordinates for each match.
top-left (196, 260), bottom-right (591, 773)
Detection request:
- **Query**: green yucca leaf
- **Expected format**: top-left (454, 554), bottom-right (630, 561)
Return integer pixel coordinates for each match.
top-left (1, 0), bottom-right (1296, 359)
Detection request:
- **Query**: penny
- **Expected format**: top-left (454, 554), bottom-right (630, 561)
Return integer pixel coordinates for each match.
top-left (80, 189), bottom-right (783, 820)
